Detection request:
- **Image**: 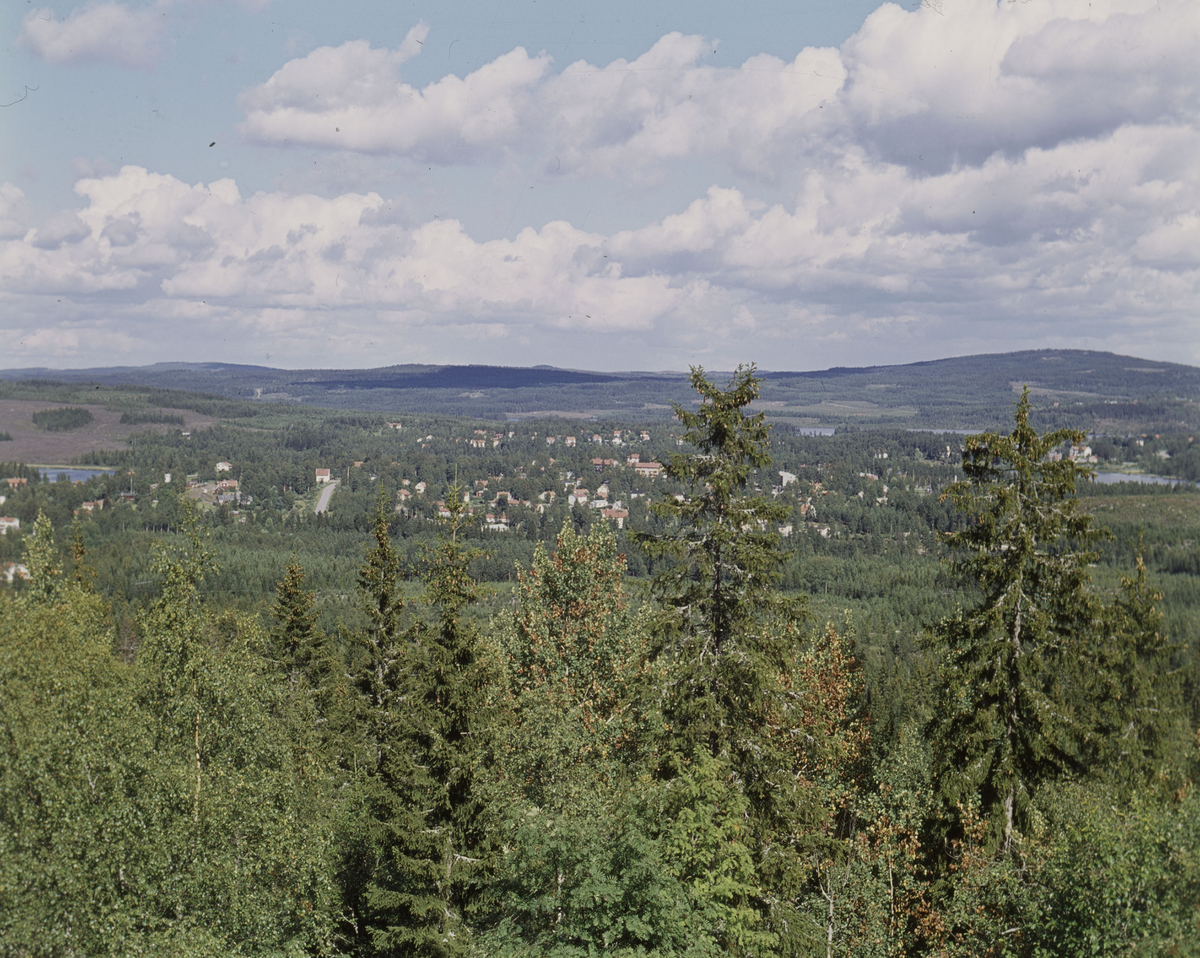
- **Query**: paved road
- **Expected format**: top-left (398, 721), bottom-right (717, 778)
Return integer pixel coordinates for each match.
top-left (314, 479), bottom-right (338, 514)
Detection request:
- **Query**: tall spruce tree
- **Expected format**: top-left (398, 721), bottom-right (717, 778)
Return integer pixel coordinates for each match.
top-left (637, 366), bottom-right (854, 956)
top-left (637, 365), bottom-right (805, 759)
top-left (924, 387), bottom-right (1104, 850)
top-left (360, 482), bottom-right (501, 957)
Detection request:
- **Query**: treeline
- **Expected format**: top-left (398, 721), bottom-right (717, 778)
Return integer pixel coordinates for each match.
top-left (119, 410), bottom-right (185, 426)
top-left (2, 371), bottom-right (1198, 956)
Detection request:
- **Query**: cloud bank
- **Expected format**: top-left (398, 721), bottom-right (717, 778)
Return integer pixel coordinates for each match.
top-left (4, 0), bottom-right (1198, 369)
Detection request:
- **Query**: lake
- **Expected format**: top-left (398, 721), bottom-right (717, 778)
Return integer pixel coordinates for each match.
top-left (1094, 472), bottom-right (1197, 488)
top-left (36, 467), bottom-right (116, 483)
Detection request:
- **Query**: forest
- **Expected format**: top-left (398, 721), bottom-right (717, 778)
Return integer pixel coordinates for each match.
top-left (1, 367), bottom-right (1197, 957)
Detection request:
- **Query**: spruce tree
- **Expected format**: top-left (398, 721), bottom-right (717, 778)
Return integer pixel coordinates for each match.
top-left (269, 557), bottom-right (322, 691)
top-left (1086, 556), bottom-right (1190, 790)
top-left (924, 387), bottom-right (1104, 850)
top-left (361, 482), bottom-right (501, 957)
top-left (637, 365), bottom-right (805, 761)
top-left (637, 366), bottom-right (848, 956)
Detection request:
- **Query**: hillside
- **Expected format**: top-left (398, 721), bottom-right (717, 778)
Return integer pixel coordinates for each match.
top-left (4, 349), bottom-right (1198, 431)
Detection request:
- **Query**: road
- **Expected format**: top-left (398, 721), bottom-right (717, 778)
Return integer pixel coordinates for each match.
top-left (314, 479), bottom-right (338, 514)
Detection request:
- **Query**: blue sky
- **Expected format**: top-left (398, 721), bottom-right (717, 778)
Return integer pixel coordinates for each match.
top-left (2, 0), bottom-right (1197, 372)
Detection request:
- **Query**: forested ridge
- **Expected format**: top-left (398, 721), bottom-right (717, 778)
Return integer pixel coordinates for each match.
top-left (2, 369), bottom-right (1197, 956)
top-left (5, 348), bottom-right (1199, 430)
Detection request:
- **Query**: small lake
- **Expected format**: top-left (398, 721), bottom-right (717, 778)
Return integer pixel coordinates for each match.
top-left (1094, 472), bottom-right (1197, 488)
top-left (35, 467), bottom-right (116, 483)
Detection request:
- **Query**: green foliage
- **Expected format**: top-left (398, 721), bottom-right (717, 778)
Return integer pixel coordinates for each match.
top-left (269, 557), bottom-right (323, 684)
top-left (120, 409), bottom-right (185, 426)
top-left (22, 510), bottom-right (63, 602)
top-left (1027, 781), bottom-right (1200, 957)
top-left (482, 524), bottom-right (678, 955)
top-left (641, 365), bottom-right (804, 663)
top-left (1085, 556), bottom-right (1192, 791)
top-left (0, 576), bottom-right (132, 953)
top-left (635, 367), bottom-right (876, 955)
top-left (32, 405), bottom-right (95, 431)
top-left (0, 508), bottom-right (339, 954)
top-left (925, 388), bottom-right (1106, 849)
top-left (2, 369), bottom-right (1196, 955)
top-left (495, 522), bottom-right (645, 808)
top-left (356, 482), bottom-right (503, 956)
top-left (481, 792), bottom-right (707, 958)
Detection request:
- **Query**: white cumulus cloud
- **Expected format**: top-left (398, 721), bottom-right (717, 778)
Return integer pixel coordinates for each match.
top-left (5, 0), bottom-right (1199, 369)
top-left (21, 2), bottom-right (166, 68)
top-left (236, 0), bottom-right (1198, 186)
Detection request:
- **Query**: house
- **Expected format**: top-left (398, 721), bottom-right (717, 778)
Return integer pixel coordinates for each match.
top-left (415, 481), bottom-right (427, 494)
top-left (315, 468), bottom-right (332, 484)
top-left (4, 478), bottom-right (28, 489)
top-left (591, 434), bottom-right (603, 444)
top-left (0, 517), bottom-right (20, 535)
top-left (216, 479), bottom-right (239, 491)
top-left (470, 438), bottom-right (487, 449)
top-left (565, 436), bottom-right (576, 447)
top-left (626, 454), bottom-right (641, 466)
top-left (601, 507), bottom-right (629, 529)
top-left (386, 422), bottom-right (403, 430)
top-left (353, 461), bottom-right (364, 468)
top-left (2, 562), bottom-right (30, 583)
top-left (215, 461), bottom-right (233, 473)
top-left (634, 461), bottom-right (663, 479)
top-left (640, 431), bottom-right (650, 442)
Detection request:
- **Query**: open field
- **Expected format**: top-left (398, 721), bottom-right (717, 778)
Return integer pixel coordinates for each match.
top-left (0, 399), bottom-right (218, 465)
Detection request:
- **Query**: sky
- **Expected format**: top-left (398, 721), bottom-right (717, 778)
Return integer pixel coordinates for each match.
top-left (1, 0), bottom-right (1197, 373)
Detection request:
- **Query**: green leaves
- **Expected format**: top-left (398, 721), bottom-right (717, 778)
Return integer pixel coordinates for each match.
top-left (1, 511), bottom-right (340, 954)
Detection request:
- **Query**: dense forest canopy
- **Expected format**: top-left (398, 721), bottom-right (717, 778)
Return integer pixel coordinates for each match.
top-left (1, 366), bottom-right (1197, 956)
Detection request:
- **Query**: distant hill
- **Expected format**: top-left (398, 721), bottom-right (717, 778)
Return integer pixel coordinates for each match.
top-left (3, 350), bottom-right (1197, 431)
